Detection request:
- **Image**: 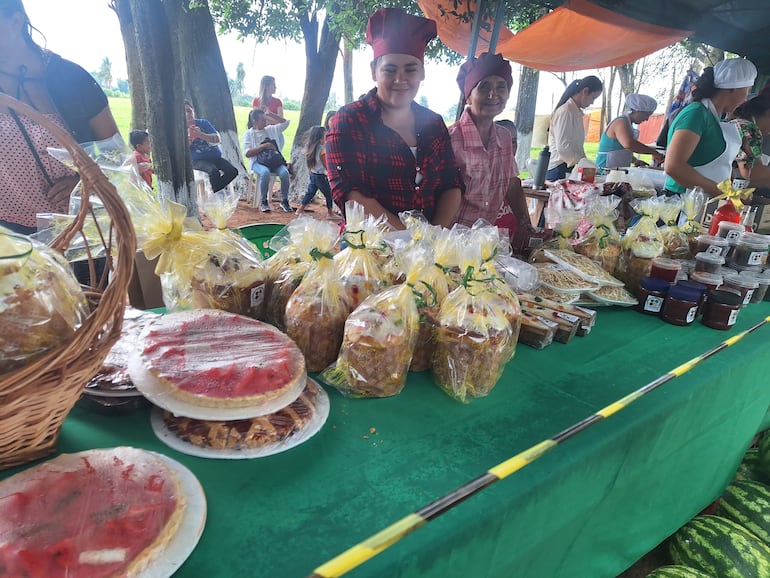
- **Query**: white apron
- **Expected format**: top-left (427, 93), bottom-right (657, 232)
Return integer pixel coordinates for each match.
top-left (691, 99), bottom-right (742, 184)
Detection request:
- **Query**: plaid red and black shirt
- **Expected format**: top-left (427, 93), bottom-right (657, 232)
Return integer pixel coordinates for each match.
top-left (325, 88), bottom-right (461, 222)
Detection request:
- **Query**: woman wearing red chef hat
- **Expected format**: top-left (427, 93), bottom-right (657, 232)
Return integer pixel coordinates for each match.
top-left (449, 53), bottom-right (537, 243)
top-left (325, 8), bottom-right (462, 230)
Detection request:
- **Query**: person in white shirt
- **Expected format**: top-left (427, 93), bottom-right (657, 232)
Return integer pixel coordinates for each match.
top-left (546, 75), bottom-right (603, 181)
top-left (243, 108), bottom-right (292, 212)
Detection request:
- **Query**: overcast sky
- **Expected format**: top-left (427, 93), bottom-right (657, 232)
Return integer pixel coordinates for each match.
top-left (22, 0), bottom-right (601, 117)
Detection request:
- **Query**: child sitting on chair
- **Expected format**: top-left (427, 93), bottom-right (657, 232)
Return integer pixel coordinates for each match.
top-left (130, 129), bottom-right (153, 189)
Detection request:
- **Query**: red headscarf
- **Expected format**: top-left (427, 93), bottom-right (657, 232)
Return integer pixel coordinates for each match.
top-left (456, 52), bottom-right (513, 101)
top-left (366, 8), bottom-right (437, 61)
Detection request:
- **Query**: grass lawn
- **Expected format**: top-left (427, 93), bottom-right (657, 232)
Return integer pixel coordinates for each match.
top-left (108, 97), bottom-right (301, 159)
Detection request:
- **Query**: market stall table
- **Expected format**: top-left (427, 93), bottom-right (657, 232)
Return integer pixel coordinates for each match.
top-left (523, 186), bottom-right (550, 227)
top-left (4, 304), bottom-right (770, 578)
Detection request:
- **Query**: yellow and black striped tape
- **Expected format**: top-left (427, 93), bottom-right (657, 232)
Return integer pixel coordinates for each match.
top-left (307, 315), bottom-right (770, 578)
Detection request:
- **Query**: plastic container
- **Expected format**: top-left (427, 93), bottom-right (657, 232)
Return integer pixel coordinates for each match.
top-left (728, 232), bottom-right (769, 268)
top-left (744, 271), bottom-right (770, 303)
top-left (716, 220), bottom-right (745, 241)
top-left (661, 285), bottom-right (701, 326)
top-left (722, 272), bottom-right (759, 306)
top-left (650, 257), bottom-right (681, 282)
top-left (694, 252), bottom-right (724, 274)
top-left (637, 276), bottom-right (669, 316)
top-left (701, 289), bottom-right (743, 330)
top-left (689, 271), bottom-right (722, 293)
top-left (694, 234), bottom-right (730, 257)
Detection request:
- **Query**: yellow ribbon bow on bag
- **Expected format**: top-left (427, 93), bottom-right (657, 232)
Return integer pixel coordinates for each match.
top-left (714, 178), bottom-right (754, 212)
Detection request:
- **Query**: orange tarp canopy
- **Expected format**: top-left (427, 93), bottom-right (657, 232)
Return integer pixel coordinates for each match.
top-left (419, 0), bottom-right (692, 72)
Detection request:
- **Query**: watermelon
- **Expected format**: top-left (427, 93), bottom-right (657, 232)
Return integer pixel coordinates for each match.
top-left (668, 515), bottom-right (770, 577)
top-left (734, 448), bottom-right (769, 484)
top-left (646, 565), bottom-right (713, 578)
top-left (758, 434), bottom-right (770, 481)
top-left (719, 479), bottom-right (770, 545)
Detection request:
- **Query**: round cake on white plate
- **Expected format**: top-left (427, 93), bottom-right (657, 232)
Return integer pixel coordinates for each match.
top-left (0, 447), bottom-right (191, 577)
top-left (137, 309), bottom-right (306, 410)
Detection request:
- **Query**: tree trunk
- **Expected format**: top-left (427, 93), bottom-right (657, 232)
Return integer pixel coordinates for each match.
top-left (126, 0), bottom-right (195, 213)
top-left (289, 10), bottom-right (341, 201)
top-left (343, 40), bottom-right (354, 104)
top-left (110, 0), bottom-right (146, 131)
top-left (178, 0), bottom-right (247, 197)
top-left (514, 65), bottom-right (539, 174)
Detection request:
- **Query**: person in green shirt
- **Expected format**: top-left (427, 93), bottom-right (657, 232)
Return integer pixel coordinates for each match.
top-left (663, 58), bottom-right (757, 197)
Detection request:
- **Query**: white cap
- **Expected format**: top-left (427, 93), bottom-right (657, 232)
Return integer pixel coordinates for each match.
top-left (625, 93), bottom-right (657, 113)
top-left (713, 59), bottom-right (757, 89)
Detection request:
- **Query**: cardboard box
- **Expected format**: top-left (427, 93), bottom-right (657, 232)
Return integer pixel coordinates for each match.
top-left (127, 251), bottom-right (164, 310)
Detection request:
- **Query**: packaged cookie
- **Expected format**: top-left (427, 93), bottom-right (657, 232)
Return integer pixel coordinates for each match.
top-left (284, 219), bottom-right (348, 372)
top-left (323, 249), bottom-right (423, 397)
top-left (0, 229), bottom-right (88, 373)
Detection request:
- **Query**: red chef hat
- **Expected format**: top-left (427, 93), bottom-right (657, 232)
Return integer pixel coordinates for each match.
top-left (366, 8), bottom-right (437, 61)
top-left (456, 52), bottom-right (513, 100)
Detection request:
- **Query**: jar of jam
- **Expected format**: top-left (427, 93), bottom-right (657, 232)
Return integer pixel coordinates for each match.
top-left (637, 276), bottom-right (669, 316)
top-left (650, 257), bottom-right (681, 282)
top-left (694, 252), bottom-right (724, 274)
top-left (716, 220), bottom-right (745, 241)
top-left (689, 271), bottom-right (722, 293)
top-left (694, 234), bottom-right (729, 257)
top-left (745, 271), bottom-right (770, 303)
top-left (702, 289), bottom-right (743, 330)
top-left (722, 272), bottom-right (759, 306)
top-left (728, 232), bottom-right (770, 268)
top-left (661, 285), bottom-right (701, 326)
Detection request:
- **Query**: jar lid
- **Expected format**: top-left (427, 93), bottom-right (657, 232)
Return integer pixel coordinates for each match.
top-left (730, 262), bottom-right (763, 273)
top-left (695, 252), bottom-right (725, 265)
top-left (738, 271), bottom-right (770, 286)
top-left (690, 271), bottom-right (723, 285)
top-left (640, 276), bottom-right (671, 292)
top-left (668, 284), bottom-right (702, 301)
top-left (695, 234), bottom-right (729, 246)
top-left (736, 232), bottom-right (770, 249)
top-left (718, 221), bottom-right (745, 232)
top-left (676, 279), bottom-right (707, 294)
top-left (724, 272), bottom-right (760, 289)
top-left (707, 289), bottom-right (743, 306)
top-left (651, 257), bottom-right (681, 270)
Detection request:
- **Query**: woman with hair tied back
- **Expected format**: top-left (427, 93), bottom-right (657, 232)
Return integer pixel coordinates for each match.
top-left (663, 58), bottom-right (758, 197)
top-left (546, 75), bottom-right (603, 181)
top-left (595, 93), bottom-right (665, 170)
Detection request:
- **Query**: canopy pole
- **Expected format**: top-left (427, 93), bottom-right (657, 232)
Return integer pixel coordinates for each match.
top-left (455, 0), bottom-right (486, 121)
top-left (488, 0), bottom-right (506, 52)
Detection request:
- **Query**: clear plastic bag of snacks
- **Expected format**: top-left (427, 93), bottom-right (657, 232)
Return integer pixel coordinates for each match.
top-left (431, 241), bottom-right (519, 403)
top-left (657, 195), bottom-right (688, 258)
top-left (284, 219), bottom-right (348, 372)
top-left (623, 197), bottom-right (665, 258)
top-left (573, 196), bottom-right (623, 274)
top-left (680, 187), bottom-right (707, 255)
top-left (0, 229), bottom-right (88, 373)
top-left (189, 191), bottom-right (266, 318)
top-left (262, 218), bottom-right (318, 330)
top-left (334, 201), bottom-right (391, 309)
top-left (322, 248), bottom-right (424, 397)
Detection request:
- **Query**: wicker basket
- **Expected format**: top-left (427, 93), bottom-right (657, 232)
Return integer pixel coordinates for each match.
top-left (0, 94), bottom-right (137, 470)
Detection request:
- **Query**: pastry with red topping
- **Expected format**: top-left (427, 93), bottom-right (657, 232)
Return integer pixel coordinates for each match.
top-left (139, 310), bottom-right (306, 409)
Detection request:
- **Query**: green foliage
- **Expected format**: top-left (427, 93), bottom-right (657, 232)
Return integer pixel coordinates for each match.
top-left (283, 99), bottom-right (302, 111)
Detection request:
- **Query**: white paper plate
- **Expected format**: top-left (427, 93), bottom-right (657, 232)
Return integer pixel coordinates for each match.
top-left (150, 379), bottom-right (329, 460)
top-left (128, 349), bottom-right (306, 420)
top-left (142, 451), bottom-right (207, 578)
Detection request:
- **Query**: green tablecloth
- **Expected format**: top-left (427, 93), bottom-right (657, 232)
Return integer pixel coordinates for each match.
top-left (5, 304), bottom-right (770, 577)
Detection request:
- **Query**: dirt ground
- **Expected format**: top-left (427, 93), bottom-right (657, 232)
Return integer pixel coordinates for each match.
top-left (201, 192), bottom-right (339, 231)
